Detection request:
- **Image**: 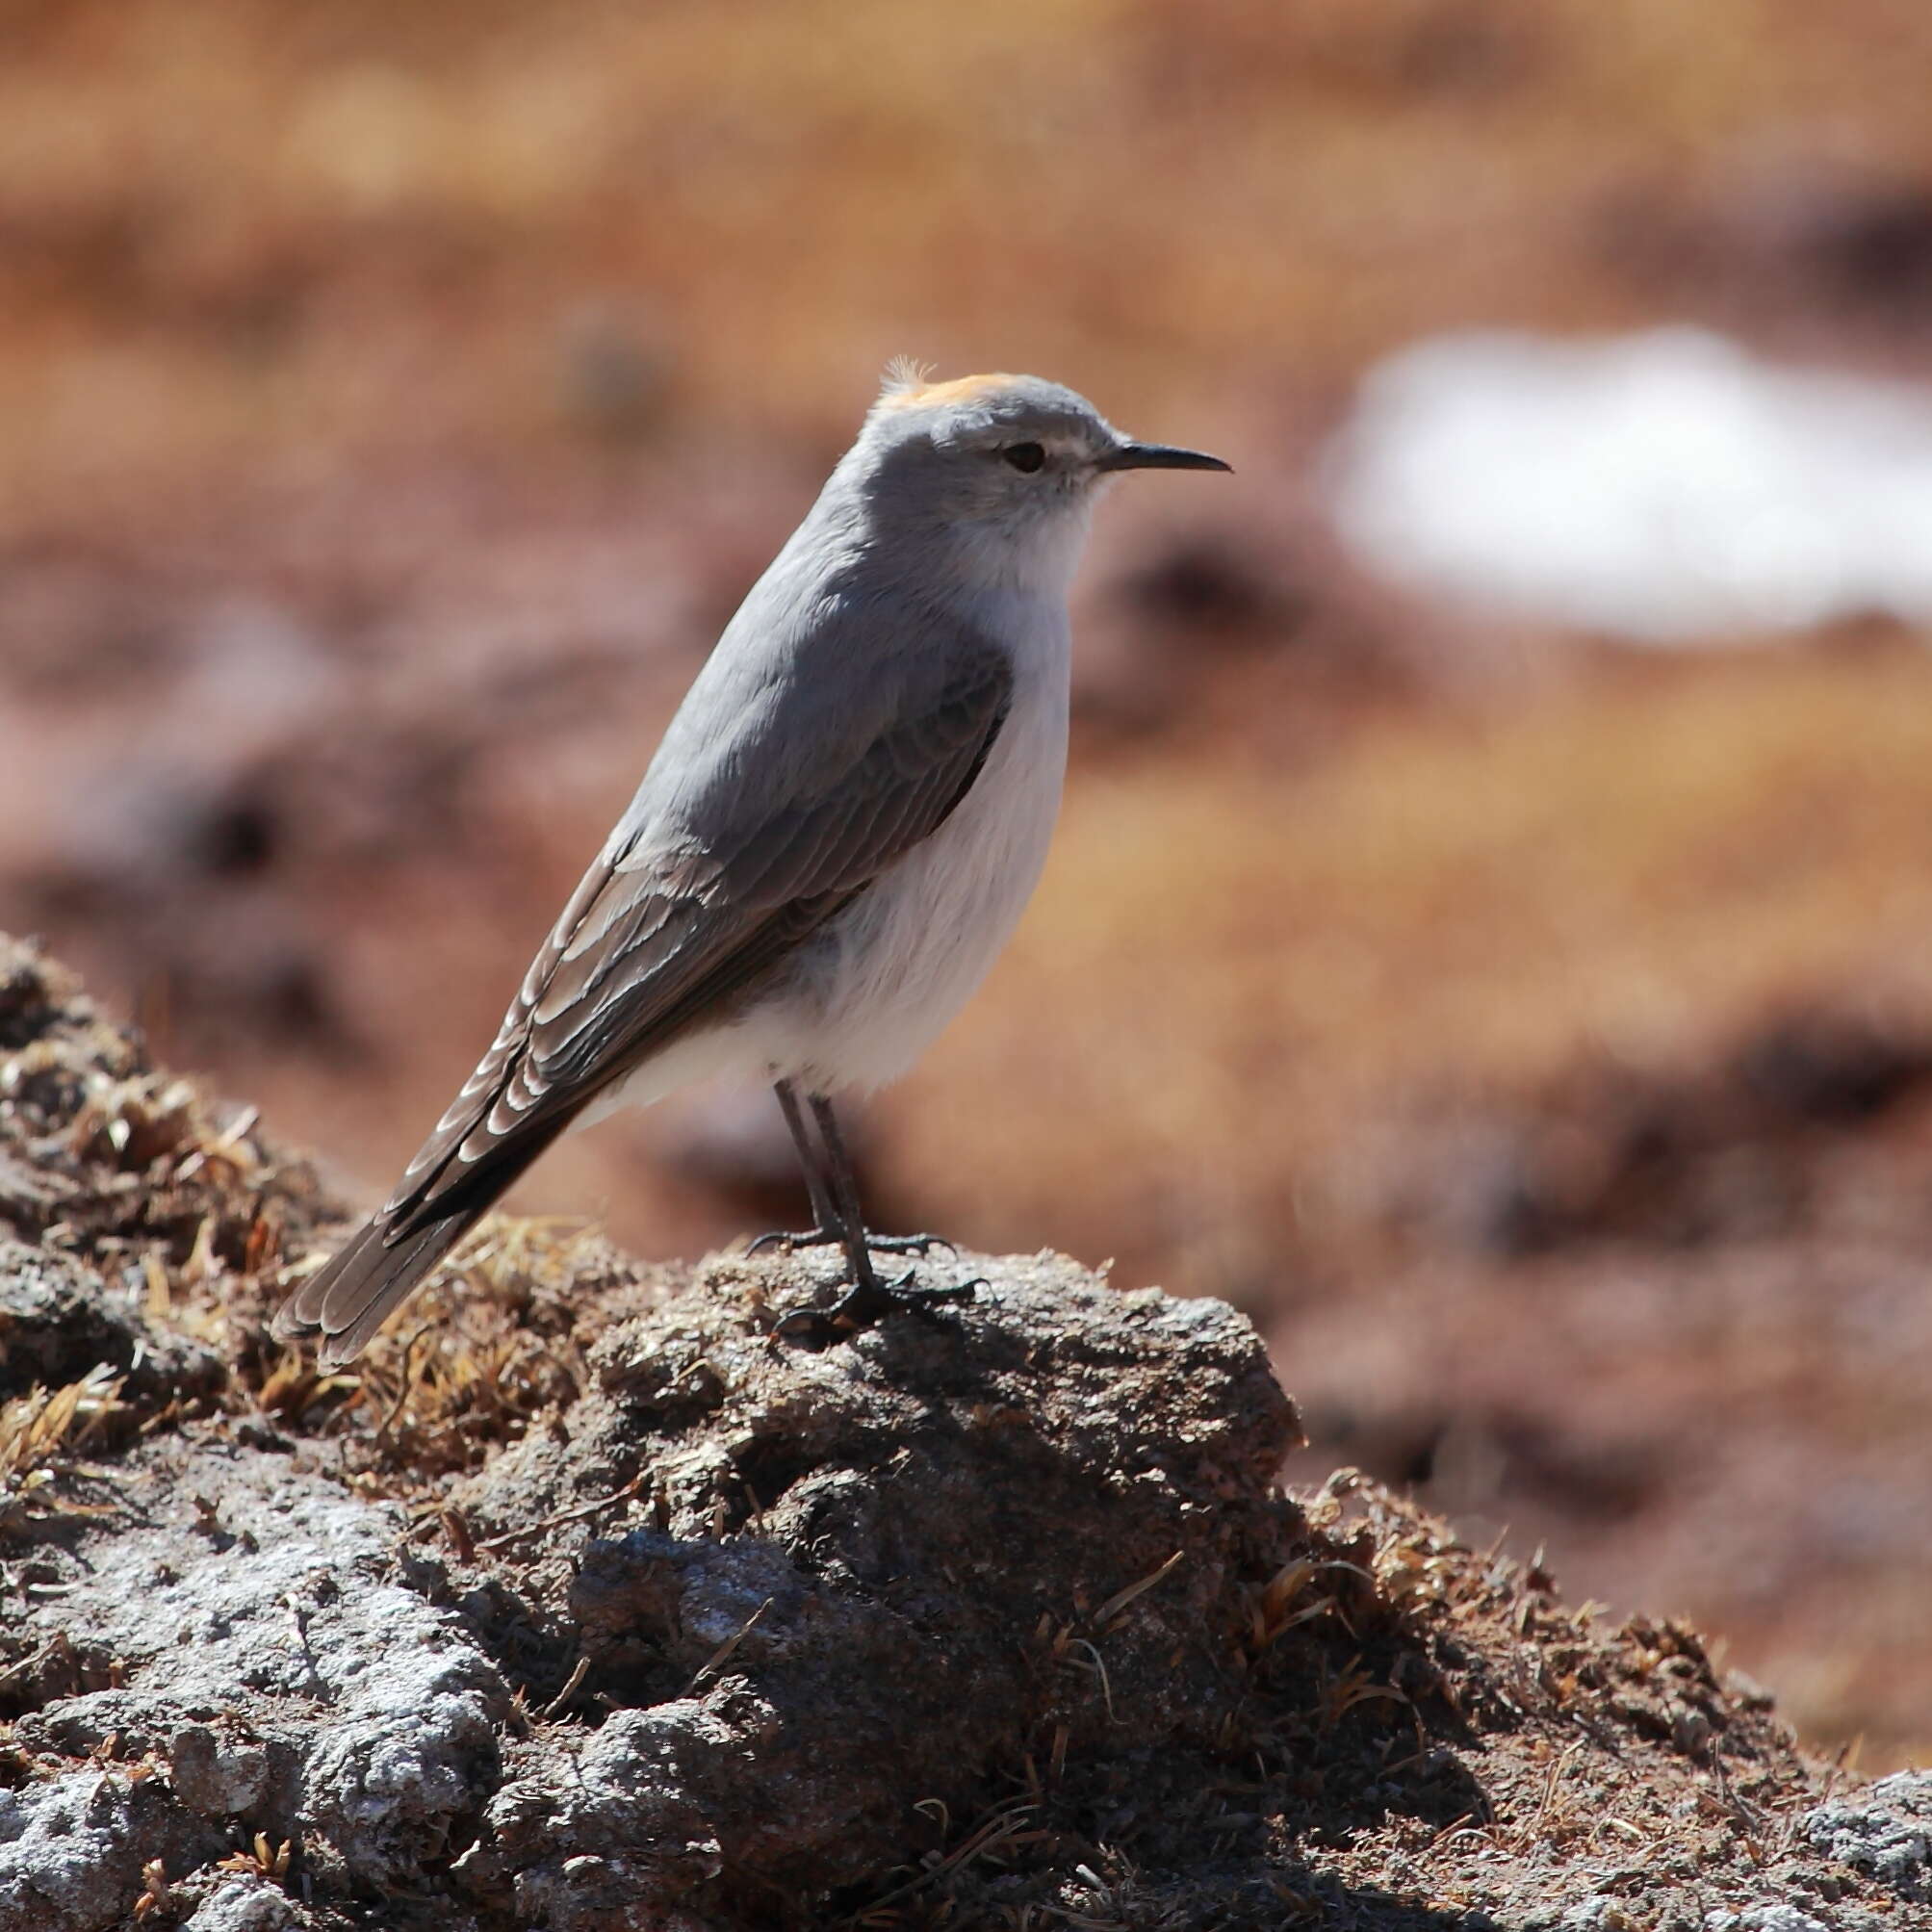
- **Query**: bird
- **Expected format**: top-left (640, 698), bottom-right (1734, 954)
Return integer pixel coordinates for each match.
top-left (272, 365), bottom-right (1229, 1366)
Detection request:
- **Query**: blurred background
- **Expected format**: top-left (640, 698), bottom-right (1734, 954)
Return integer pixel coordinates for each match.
top-left (4, 0), bottom-right (1932, 1765)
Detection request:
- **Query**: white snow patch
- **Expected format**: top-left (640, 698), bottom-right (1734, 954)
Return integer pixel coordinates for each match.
top-left (1325, 326), bottom-right (1932, 643)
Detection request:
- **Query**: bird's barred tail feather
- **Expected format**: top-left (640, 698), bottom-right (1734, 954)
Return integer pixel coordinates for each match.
top-left (270, 1211), bottom-right (478, 1368)
top-left (271, 1112), bottom-right (570, 1366)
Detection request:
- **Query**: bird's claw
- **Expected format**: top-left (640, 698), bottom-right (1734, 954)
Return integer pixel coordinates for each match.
top-left (745, 1225), bottom-right (835, 1257)
top-left (774, 1268), bottom-right (981, 1345)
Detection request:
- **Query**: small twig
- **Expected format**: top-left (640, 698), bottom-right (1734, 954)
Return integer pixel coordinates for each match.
top-left (477, 1473), bottom-right (649, 1552)
top-left (837, 1801), bottom-right (1038, 1924)
top-left (1524, 1739), bottom-right (1583, 1845)
top-left (0, 1636), bottom-right (63, 1687)
top-left (685, 1597), bottom-right (774, 1696)
top-left (281, 1595), bottom-right (326, 1697)
top-left (540, 1655), bottom-right (591, 1721)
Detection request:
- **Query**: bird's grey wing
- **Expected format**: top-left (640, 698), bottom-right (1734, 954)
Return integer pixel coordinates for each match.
top-left (290, 623), bottom-right (1014, 1296)
top-left (415, 627), bottom-right (1015, 1197)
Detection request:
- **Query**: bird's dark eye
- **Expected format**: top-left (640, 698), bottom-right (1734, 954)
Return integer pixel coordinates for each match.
top-left (1001, 441), bottom-right (1046, 474)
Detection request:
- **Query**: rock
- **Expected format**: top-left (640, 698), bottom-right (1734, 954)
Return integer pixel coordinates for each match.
top-left (1703, 1909), bottom-right (1830, 1932)
top-left (0, 1772), bottom-right (228, 1932)
top-left (0, 1240), bottom-right (222, 1405)
top-left (451, 1256), bottom-right (1299, 1918)
top-left (1803, 1770), bottom-right (1932, 1902)
top-left (8, 1446), bottom-right (507, 1899)
top-left (167, 1724), bottom-right (274, 1820)
top-left (181, 1876), bottom-right (308, 1931)
top-left (0, 933), bottom-right (1918, 1930)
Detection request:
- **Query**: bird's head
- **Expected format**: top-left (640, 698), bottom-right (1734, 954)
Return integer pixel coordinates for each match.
top-left (844, 364), bottom-right (1229, 590)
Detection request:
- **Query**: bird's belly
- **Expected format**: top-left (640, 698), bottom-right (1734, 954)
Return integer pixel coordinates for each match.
top-left (776, 673), bottom-right (1069, 1092)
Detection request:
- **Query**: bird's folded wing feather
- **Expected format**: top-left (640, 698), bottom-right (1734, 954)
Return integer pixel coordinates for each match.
top-left (376, 625), bottom-right (1016, 1234)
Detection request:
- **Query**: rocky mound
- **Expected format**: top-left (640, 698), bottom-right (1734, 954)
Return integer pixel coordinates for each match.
top-left (0, 935), bottom-right (1923, 1931)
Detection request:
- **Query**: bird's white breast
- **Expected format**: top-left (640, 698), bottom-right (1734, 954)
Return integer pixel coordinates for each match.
top-left (782, 611), bottom-right (1069, 1091)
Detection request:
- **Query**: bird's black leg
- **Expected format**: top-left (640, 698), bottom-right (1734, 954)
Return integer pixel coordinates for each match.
top-left (761, 1087), bottom-right (975, 1337)
top-left (805, 1094), bottom-right (957, 1259)
top-left (797, 1093), bottom-right (975, 1328)
top-left (750, 1083), bottom-right (957, 1265)
top-left (745, 1079), bottom-right (843, 1254)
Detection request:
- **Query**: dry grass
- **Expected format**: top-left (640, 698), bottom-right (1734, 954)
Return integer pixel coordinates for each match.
top-left (0, 938), bottom-right (618, 1508)
top-left (275, 1211), bottom-right (615, 1485)
top-left (828, 1471), bottom-right (1834, 1929)
top-left (0, 1364), bottom-right (129, 1538)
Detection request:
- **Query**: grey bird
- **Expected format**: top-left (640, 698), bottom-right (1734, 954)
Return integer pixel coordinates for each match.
top-left (272, 366), bottom-right (1229, 1366)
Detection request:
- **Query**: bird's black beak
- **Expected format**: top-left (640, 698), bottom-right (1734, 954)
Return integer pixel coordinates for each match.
top-left (1097, 441), bottom-right (1233, 474)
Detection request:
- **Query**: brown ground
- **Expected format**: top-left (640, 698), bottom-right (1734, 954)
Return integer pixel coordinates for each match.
top-left (4, 0), bottom-right (1932, 1772)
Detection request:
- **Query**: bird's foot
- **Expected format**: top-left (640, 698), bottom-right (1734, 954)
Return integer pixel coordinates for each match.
top-left (774, 1267), bottom-right (981, 1345)
top-left (745, 1224), bottom-right (838, 1257)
